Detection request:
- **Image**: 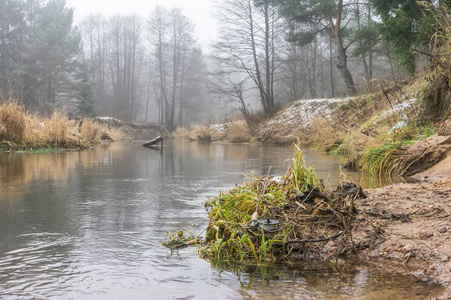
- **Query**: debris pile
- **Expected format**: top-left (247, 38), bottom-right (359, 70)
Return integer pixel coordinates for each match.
top-left (197, 144), bottom-right (367, 264)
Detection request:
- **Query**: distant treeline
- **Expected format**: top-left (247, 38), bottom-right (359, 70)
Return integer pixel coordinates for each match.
top-left (1, 0), bottom-right (446, 130)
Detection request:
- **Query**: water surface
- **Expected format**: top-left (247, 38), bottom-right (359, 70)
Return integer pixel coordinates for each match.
top-left (0, 141), bottom-right (441, 299)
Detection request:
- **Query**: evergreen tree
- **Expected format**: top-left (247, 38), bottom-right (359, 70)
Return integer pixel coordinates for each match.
top-left (369, 0), bottom-right (443, 74)
top-left (265, 0), bottom-right (358, 95)
top-left (0, 0), bottom-right (27, 99)
top-left (30, 0), bottom-right (81, 112)
top-left (76, 73), bottom-right (97, 118)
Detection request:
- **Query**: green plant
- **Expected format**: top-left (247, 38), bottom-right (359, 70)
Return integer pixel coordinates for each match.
top-left (358, 140), bottom-right (415, 178)
top-left (198, 143), bottom-right (351, 265)
top-left (392, 124), bottom-right (436, 141)
top-left (290, 143), bottom-right (324, 192)
top-left (15, 147), bottom-right (64, 154)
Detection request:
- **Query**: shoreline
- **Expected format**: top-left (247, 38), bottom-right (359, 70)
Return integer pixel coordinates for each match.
top-left (352, 176), bottom-right (451, 299)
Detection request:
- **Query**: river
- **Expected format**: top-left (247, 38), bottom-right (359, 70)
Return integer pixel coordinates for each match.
top-left (0, 141), bottom-right (442, 299)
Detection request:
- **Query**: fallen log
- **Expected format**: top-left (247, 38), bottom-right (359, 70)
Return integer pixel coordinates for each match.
top-left (142, 136), bottom-right (163, 148)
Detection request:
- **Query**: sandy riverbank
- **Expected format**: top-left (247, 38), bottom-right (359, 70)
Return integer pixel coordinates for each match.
top-left (351, 170), bottom-right (451, 298)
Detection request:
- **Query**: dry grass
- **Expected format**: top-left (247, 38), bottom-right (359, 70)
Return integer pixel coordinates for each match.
top-left (23, 115), bottom-right (47, 147)
top-left (297, 117), bottom-right (342, 150)
top-left (174, 121), bottom-right (251, 143)
top-left (80, 119), bottom-right (102, 142)
top-left (191, 124), bottom-right (212, 142)
top-left (41, 111), bottom-right (77, 147)
top-left (0, 100), bottom-right (122, 150)
top-left (173, 127), bottom-right (192, 140)
top-left (0, 100), bottom-right (26, 143)
top-left (226, 120), bottom-right (250, 143)
top-left (103, 128), bottom-right (124, 142)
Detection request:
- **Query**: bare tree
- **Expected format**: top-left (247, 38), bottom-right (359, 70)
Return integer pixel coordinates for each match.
top-left (147, 6), bottom-right (199, 131)
top-left (148, 6), bottom-right (168, 126)
top-left (106, 14), bottom-right (144, 121)
top-left (212, 0), bottom-right (285, 115)
top-left (80, 14), bottom-right (108, 113)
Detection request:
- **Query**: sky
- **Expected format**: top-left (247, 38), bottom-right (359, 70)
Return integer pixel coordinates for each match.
top-left (65, 0), bottom-right (219, 46)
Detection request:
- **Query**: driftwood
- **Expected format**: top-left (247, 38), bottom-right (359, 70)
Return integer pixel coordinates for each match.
top-left (142, 136), bottom-right (163, 148)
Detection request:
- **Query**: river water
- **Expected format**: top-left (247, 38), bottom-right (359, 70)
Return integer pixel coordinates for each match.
top-left (0, 141), bottom-right (442, 299)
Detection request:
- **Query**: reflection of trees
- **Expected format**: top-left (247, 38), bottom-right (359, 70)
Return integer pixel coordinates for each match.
top-left (0, 143), bottom-right (127, 202)
top-left (170, 140), bottom-right (291, 177)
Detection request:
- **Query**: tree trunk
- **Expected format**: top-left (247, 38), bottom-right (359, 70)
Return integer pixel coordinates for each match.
top-left (335, 43), bottom-right (356, 95)
top-left (329, 36), bottom-right (335, 97)
top-left (327, 0), bottom-right (356, 96)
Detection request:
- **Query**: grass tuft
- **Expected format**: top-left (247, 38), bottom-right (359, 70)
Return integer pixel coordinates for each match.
top-left (358, 140), bottom-right (415, 178)
top-left (192, 124), bottom-right (212, 142)
top-left (80, 119), bottom-right (102, 142)
top-left (173, 127), bottom-right (192, 140)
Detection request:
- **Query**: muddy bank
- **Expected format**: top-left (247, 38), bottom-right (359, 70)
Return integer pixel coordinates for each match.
top-left (348, 125), bottom-right (451, 298)
top-left (351, 176), bottom-right (451, 299)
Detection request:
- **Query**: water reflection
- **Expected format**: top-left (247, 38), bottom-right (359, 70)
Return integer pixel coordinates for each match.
top-left (209, 262), bottom-right (443, 299)
top-left (0, 141), bottom-right (440, 299)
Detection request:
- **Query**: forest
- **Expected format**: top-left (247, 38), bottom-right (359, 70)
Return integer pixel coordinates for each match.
top-left (0, 0), bottom-right (447, 131)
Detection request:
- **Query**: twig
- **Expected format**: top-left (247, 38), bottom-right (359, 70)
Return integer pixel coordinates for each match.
top-left (286, 226), bottom-right (351, 244)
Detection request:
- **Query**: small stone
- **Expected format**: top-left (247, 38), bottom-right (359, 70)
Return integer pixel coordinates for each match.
top-left (439, 227), bottom-right (447, 234)
top-left (404, 244), bottom-right (413, 252)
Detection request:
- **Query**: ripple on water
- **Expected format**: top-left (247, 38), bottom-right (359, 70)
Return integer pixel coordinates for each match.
top-left (0, 141), bottom-right (445, 299)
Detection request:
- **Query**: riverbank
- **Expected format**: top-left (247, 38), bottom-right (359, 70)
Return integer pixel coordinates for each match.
top-left (196, 151), bottom-right (451, 298)
top-left (177, 83), bottom-right (450, 177)
top-left (0, 101), bottom-right (126, 151)
top-left (191, 108), bottom-right (451, 298)
top-left (356, 177), bottom-right (451, 299)
top-left (353, 121), bottom-right (451, 298)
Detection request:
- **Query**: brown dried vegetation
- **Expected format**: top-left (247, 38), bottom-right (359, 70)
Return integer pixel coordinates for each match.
top-left (0, 101), bottom-right (122, 150)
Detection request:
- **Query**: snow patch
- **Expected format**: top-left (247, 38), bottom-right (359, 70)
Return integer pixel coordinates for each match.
top-left (379, 99), bottom-right (416, 119)
top-left (267, 97), bottom-right (353, 128)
